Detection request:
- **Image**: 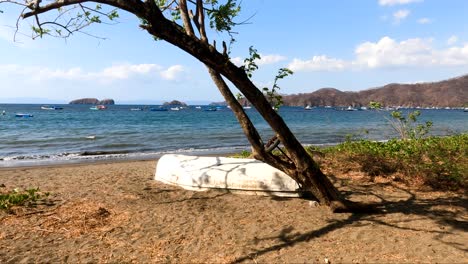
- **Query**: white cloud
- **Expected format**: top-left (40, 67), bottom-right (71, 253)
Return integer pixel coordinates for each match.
top-left (393, 9), bottom-right (410, 23)
top-left (354, 36), bottom-right (434, 68)
top-left (0, 63), bottom-right (185, 82)
top-left (288, 56), bottom-right (348, 72)
top-left (257, 54), bottom-right (287, 66)
top-left (229, 53), bottom-right (287, 67)
top-left (160, 65), bottom-right (184, 80)
top-left (230, 57), bottom-right (244, 67)
top-left (379, 0), bottom-right (423, 6)
top-left (447, 35), bottom-right (458, 45)
top-left (288, 36), bottom-right (468, 72)
top-left (417, 18), bottom-right (432, 24)
top-left (99, 64), bottom-right (160, 80)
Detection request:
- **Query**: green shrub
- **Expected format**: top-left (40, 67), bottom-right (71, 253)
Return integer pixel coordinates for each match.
top-left (0, 188), bottom-right (50, 212)
top-left (322, 134), bottom-right (467, 190)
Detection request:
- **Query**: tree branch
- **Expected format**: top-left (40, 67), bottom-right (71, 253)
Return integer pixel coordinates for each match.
top-left (21, 0), bottom-right (144, 19)
top-left (195, 0), bottom-right (207, 43)
top-left (178, 0), bottom-right (195, 37)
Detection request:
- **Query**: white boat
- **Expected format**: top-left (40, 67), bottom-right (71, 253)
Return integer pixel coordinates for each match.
top-left (90, 105), bottom-right (107, 110)
top-left (170, 107), bottom-right (180, 111)
top-left (304, 105), bottom-right (312, 110)
top-left (15, 113), bottom-right (34, 117)
top-left (243, 106), bottom-right (252, 110)
top-left (195, 106), bottom-right (202, 109)
top-left (345, 106), bottom-right (357, 111)
top-left (155, 154), bottom-right (302, 197)
top-left (41, 105), bottom-right (63, 110)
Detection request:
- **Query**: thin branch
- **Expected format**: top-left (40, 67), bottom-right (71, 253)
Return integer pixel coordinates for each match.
top-left (14, 6), bottom-right (27, 41)
top-left (40, 21), bottom-right (73, 35)
top-left (195, 0), bottom-right (207, 43)
top-left (160, 0), bottom-right (177, 12)
top-left (178, 0), bottom-right (195, 37)
top-left (22, 0), bottom-right (144, 19)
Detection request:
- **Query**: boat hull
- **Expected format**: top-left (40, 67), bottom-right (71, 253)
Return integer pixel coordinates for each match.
top-left (155, 154), bottom-right (301, 197)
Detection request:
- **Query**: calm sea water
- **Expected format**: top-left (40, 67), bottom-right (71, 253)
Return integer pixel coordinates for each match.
top-left (0, 104), bottom-right (466, 167)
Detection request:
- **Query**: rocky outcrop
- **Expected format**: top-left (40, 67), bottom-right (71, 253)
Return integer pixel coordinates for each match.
top-left (69, 98), bottom-right (115, 105)
top-left (99, 98), bottom-right (115, 105)
top-left (163, 100), bottom-right (187, 106)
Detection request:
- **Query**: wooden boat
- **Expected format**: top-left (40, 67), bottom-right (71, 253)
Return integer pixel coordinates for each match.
top-left (155, 154), bottom-right (302, 197)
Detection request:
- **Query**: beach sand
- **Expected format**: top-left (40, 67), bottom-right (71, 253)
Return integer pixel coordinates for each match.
top-left (0, 160), bottom-right (466, 263)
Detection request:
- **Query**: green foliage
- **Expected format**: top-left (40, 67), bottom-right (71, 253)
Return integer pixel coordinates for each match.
top-left (241, 46), bottom-right (260, 78)
top-left (322, 134), bottom-right (468, 190)
top-left (0, 188), bottom-right (50, 212)
top-left (31, 26), bottom-right (50, 38)
top-left (368, 101), bottom-right (382, 110)
top-left (263, 68), bottom-right (293, 111)
top-left (369, 101), bottom-right (433, 140)
top-left (207, 0), bottom-right (241, 32)
top-left (239, 46), bottom-right (293, 111)
top-left (230, 150), bottom-right (251, 158)
top-left (389, 110), bottom-right (433, 139)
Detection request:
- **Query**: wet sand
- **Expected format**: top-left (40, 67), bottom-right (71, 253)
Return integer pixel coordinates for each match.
top-left (0, 160), bottom-right (467, 263)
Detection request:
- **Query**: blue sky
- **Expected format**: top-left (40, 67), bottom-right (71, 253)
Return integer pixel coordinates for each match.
top-left (0, 0), bottom-right (467, 104)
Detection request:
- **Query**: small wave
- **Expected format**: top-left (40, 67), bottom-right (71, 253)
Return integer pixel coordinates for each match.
top-left (0, 146), bottom-right (250, 168)
top-left (80, 150), bottom-right (131, 156)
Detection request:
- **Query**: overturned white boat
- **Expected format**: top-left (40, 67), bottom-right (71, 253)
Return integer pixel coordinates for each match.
top-left (155, 154), bottom-right (302, 197)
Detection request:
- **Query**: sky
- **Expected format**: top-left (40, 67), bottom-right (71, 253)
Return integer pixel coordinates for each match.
top-left (0, 0), bottom-right (467, 104)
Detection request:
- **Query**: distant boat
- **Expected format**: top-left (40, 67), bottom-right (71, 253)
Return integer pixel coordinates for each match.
top-left (204, 107), bottom-right (217, 112)
top-left (15, 113), bottom-right (34, 117)
top-left (170, 107), bottom-right (180, 111)
top-left (130, 107), bottom-right (143, 111)
top-left (243, 106), bottom-right (252, 110)
top-left (1, 110), bottom-right (5, 115)
top-left (304, 105), bottom-right (312, 110)
top-left (345, 106), bottom-right (358, 111)
top-left (90, 105), bottom-right (107, 110)
top-left (464, 108), bottom-right (468, 112)
top-left (41, 105), bottom-right (63, 110)
top-left (150, 107), bottom-right (168, 111)
top-left (195, 106), bottom-right (202, 109)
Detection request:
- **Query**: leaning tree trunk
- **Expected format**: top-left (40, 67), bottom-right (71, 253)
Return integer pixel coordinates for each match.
top-left (19, 0), bottom-right (362, 212)
top-left (140, 15), bottom-right (357, 211)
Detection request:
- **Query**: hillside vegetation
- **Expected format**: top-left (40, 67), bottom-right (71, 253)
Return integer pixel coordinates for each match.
top-left (283, 74), bottom-right (468, 107)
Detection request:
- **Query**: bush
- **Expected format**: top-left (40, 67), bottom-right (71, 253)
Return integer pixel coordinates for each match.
top-left (320, 134), bottom-right (467, 191)
top-left (0, 188), bottom-right (50, 212)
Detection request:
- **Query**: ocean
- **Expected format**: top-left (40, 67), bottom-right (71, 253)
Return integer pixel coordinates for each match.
top-left (0, 104), bottom-right (467, 167)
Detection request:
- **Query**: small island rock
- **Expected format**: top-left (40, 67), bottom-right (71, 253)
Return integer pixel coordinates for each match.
top-left (69, 98), bottom-right (115, 105)
top-left (163, 100), bottom-right (187, 106)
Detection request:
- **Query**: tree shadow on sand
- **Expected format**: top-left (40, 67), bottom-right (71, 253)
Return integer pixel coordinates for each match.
top-left (232, 182), bottom-right (467, 263)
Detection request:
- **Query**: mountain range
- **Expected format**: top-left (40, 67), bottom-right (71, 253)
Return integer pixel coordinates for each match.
top-left (282, 74), bottom-right (468, 107)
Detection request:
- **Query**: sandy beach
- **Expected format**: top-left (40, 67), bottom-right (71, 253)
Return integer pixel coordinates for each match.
top-left (0, 159), bottom-right (466, 263)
